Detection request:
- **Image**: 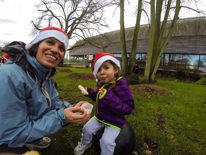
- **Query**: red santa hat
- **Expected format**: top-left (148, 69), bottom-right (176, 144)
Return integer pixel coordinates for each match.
top-left (4, 54), bottom-right (10, 60)
top-left (92, 52), bottom-right (121, 81)
top-left (25, 27), bottom-right (68, 53)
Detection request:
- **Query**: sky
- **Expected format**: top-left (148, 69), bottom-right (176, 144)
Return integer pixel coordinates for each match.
top-left (0, 0), bottom-right (39, 46)
top-left (0, 0), bottom-right (206, 47)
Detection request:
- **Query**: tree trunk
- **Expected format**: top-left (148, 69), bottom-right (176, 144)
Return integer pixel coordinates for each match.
top-left (144, 0), bottom-right (155, 83)
top-left (144, 0), bottom-right (181, 83)
top-left (128, 0), bottom-right (142, 75)
top-left (120, 0), bottom-right (128, 76)
top-left (151, 0), bottom-right (181, 81)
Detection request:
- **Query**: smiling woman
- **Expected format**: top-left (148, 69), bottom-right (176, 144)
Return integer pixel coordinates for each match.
top-left (35, 38), bottom-right (65, 68)
top-left (24, 27), bottom-right (68, 69)
top-left (0, 27), bottom-right (90, 154)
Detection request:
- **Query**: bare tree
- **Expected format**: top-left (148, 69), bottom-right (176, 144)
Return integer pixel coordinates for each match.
top-left (31, 0), bottom-right (118, 42)
top-left (144, 0), bottom-right (205, 83)
top-left (119, 0), bottom-right (205, 83)
top-left (120, 0), bottom-right (142, 76)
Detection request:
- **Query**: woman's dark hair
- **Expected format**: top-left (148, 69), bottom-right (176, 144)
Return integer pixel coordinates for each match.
top-left (28, 41), bottom-right (43, 57)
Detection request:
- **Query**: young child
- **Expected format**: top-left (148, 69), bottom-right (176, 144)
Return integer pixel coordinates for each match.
top-left (74, 52), bottom-right (135, 155)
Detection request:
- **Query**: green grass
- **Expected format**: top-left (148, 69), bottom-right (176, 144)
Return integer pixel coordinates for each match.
top-left (53, 67), bottom-right (206, 155)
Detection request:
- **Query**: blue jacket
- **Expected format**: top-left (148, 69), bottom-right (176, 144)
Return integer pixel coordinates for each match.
top-left (0, 42), bottom-right (72, 147)
top-left (86, 77), bottom-right (134, 129)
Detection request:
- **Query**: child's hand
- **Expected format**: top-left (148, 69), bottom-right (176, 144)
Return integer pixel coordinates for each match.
top-left (78, 85), bottom-right (89, 95)
top-left (99, 88), bottom-right (105, 96)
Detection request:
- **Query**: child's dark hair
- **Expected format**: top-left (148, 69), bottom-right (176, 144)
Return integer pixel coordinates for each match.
top-left (94, 60), bottom-right (121, 91)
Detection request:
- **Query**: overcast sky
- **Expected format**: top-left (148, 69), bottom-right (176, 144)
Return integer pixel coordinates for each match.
top-left (0, 0), bottom-right (39, 46)
top-left (0, 0), bottom-right (205, 47)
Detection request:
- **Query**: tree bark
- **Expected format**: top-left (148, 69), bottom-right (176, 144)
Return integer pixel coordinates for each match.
top-left (151, 0), bottom-right (181, 81)
top-left (120, 0), bottom-right (128, 76)
top-left (144, 0), bottom-right (155, 83)
top-left (144, 0), bottom-right (181, 83)
top-left (128, 0), bottom-right (142, 75)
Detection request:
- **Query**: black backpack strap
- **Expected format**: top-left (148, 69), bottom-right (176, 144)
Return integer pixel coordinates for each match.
top-left (2, 41), bottom-right (36, 78)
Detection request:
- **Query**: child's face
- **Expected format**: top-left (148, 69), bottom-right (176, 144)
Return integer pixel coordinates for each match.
top-left (96, 60), bottom-right (119, 83)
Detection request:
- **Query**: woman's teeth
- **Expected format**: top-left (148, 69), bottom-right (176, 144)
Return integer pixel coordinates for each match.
top-left (46, 55), bottom-right (56, 60)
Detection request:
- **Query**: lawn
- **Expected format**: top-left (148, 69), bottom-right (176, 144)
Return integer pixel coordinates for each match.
top-left (42, 67), bottom-right (206, 155)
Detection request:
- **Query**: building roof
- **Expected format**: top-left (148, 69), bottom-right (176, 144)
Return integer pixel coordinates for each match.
top-left (69, 16), bottom-right (206, 55)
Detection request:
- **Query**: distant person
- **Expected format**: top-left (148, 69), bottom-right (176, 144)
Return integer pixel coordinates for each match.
top-left (133, 62), bottom-right (139, 75)
top-left (0, 27), bottom-right (90, 154)
top-left (74, 52), bottom-right (134, 155)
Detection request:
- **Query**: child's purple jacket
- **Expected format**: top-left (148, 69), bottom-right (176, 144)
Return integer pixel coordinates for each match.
top-left (86, 76), bottom-right (134, 129)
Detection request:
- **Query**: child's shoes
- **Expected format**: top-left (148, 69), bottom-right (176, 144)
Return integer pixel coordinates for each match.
top-left (74, 139), bottom-right (92, 155)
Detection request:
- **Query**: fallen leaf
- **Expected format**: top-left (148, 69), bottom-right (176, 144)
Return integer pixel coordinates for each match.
top-left (146, 150), bottom-right (152, 155)
top-left (151, 143), bottom-right (158, 148)
top-left (170, 135), bottom-right (174, 139)
top-left (157, 122), bottom-right (162, 126)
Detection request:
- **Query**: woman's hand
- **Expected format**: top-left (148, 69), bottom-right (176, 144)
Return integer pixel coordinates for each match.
top-left (74, 101), bottom-right (88, 108)
top-left (64, 101), bottom-right (90, 124)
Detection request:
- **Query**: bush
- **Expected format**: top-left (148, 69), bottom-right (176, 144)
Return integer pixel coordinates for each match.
top-left (196, 77), bottom-right (206, 85)
top-left (138, 68), bottom-right (144, 76)
top-left (155, 69), bottom-right (202, 82)
top-left (187, 72), bottom-right (201, 82)
top-left (125, 74), bottom-right (140, 85)
top-left (176, 70), bottom-right (187, 80)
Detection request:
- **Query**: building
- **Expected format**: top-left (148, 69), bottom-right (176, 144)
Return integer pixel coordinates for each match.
top-left (68, 17), bottom-right (206, 73)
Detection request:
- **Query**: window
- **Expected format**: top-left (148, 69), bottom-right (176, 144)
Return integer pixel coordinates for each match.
top-left (199, 55), bottom-right (206, 72)
top-left (113, 54), bottom-right (122, 61)
top-left (186, 55), bottom-right (199, 69)
top-left (200, 55), bottom-right (206, 67)
top-left (135, 54), bottom-right (141, 63)
top-left (161, 54), bottom-right (169, 66)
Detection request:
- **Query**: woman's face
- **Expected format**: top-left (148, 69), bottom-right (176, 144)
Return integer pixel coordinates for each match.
top-left (35, 37), bottom-right (65, 69)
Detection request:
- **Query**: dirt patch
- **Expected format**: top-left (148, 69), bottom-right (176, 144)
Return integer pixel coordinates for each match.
top-left (129, 84), bottom-right (171, 96)
top-left (67, 73), bottom-right (170, 96)
top-left (58, 68), bottom-right (73, 73)
top-left (67, 73), bottom-right (95, 80)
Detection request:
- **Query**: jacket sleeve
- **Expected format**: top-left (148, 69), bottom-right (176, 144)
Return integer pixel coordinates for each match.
top-left (99, 85), bottom-right (134, 115)
top-left (0, 68), bottom-right (68, 147)
top-left (49, 80), bottom-right (73, 110)
top-left (86, 87), bottom-right (98, 101)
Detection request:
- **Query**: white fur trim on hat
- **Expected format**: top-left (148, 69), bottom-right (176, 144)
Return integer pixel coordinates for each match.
top-left (25, 29), bottom-right (68, 53)
top-left (93, 55), bottom-right (121, 80)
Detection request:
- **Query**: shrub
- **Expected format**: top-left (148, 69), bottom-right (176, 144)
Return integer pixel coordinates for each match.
top-left (125, 74), bottom-right (140, 85)
top-left (156, 68), bottom-right (202, 82)
top-left (135, 66), bottom-right (202, 82)
top-left (135, 68), bottom-right (144, 76)
top-left (196, 77), bottom-right (206, 85)
top-left (176, 70), bottom-right (187, 80)
top-left (187, 72), bottom-right (201, 82)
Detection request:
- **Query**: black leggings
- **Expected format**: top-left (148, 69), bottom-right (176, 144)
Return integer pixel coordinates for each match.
top-left (0, 144), bottom-right (29, 154)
